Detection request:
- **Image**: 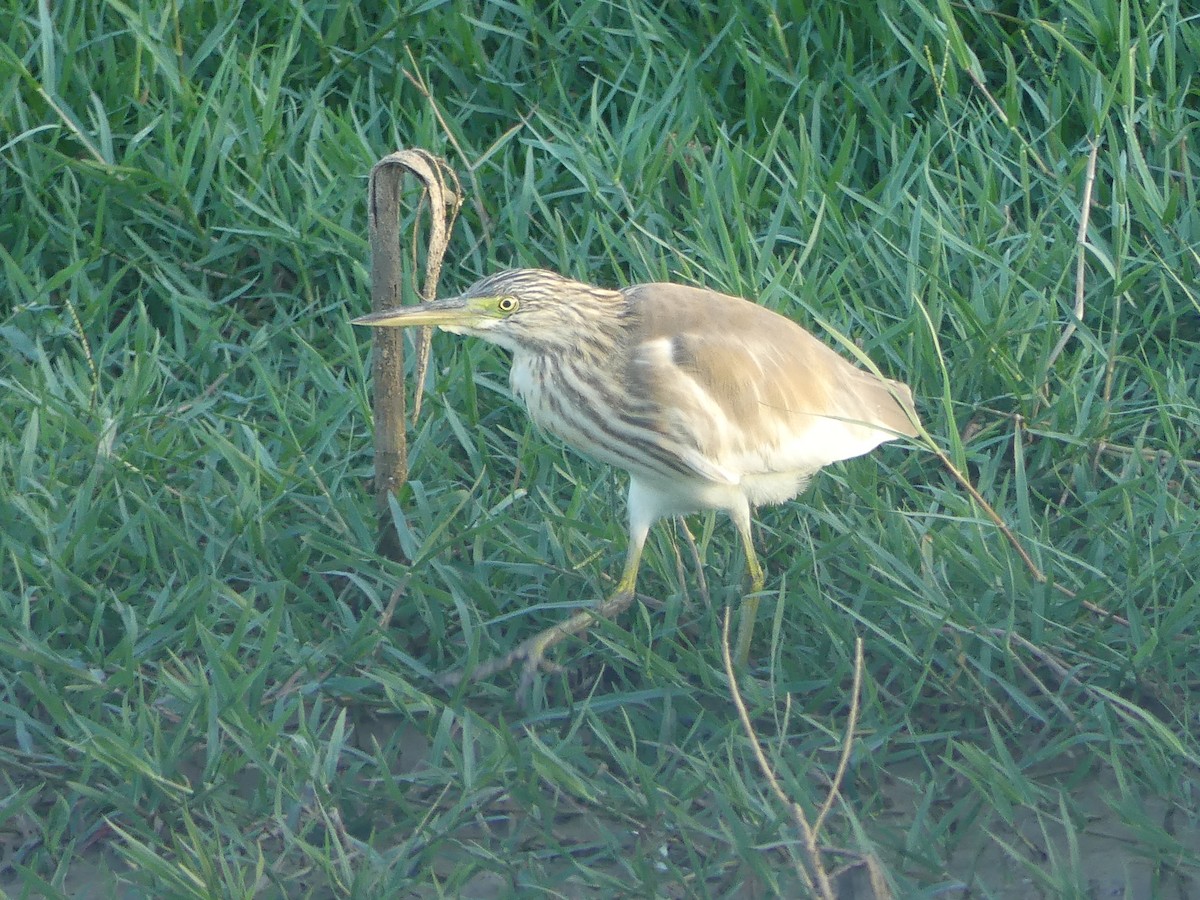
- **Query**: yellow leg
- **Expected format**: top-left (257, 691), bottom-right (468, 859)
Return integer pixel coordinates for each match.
top-left (441, 531), bottom-right (647, 701)
top-left (511, 537), bottom-right (644, 695)
top-left (611, 534), bottom-right (644, 598)
top-left (733, 522), bottom-right (765, 667)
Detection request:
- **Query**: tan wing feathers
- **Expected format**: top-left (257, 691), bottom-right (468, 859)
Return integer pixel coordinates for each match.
top-left (623, 283), bottom-right (918, 475)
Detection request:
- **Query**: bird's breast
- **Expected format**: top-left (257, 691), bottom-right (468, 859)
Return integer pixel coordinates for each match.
top-left (509, 352), bottom-right (669, 476)
top-left (509, 354), bottom-right (549, 422)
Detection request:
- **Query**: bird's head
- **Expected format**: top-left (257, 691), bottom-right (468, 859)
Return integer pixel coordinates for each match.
top-left (352, 268), bottom-right (624, 354)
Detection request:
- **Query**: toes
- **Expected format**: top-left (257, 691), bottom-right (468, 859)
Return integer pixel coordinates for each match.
top-left (517, 659), bottom-right (539, 702)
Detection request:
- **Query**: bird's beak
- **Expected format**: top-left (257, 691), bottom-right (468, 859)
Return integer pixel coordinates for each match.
top-left (351, 295), bottom-right (478, 329)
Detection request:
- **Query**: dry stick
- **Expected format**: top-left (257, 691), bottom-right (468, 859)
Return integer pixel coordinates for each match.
top-left (813, 638), bottom-right (864, 839)
top-left (1097, 443), bottom-right (1200, 473)
top-left (993, 628), bottom-right (1079, 723)
top-left (1046, 140), bottom-right (1101, 374)
top-left (720, 610), bottom-right (834, 900)
top-left (368, 163), bottom-right (407, 522)
top-left (985, 625), bottom-right (1197, 761)
top-left (962, 67), bottom-right (1052, 177)
top-left (965, 405), bottom-right (1200, 474)
top-left (367, 151), bottom-right (461, 555)
top-left (930, 441), bottom-right (1130, 627)
top-left (379, 583), bottom-right (406, 635)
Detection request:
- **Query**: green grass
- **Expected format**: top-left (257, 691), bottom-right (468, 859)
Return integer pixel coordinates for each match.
top-left (2, 0), bottom-right (1198, 896)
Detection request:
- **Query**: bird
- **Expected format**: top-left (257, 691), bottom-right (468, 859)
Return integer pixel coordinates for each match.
top-left (354, 268), bottom-right (919, 687)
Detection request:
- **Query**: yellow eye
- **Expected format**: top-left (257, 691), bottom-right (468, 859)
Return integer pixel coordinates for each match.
top-left (497, 296), bottom-right (519, 313)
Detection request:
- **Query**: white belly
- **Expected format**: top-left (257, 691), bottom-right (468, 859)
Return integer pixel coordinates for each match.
top-left (511, 352), bottom-right (814, 515)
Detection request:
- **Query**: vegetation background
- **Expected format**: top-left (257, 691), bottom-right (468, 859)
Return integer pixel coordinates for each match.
top-left (2, 0), bottom-right (1197, 896)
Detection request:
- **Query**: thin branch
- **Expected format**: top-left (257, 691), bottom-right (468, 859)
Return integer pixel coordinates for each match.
top-left (995, 629), bottom-right (1077, 723)
top-left (930, 440), bottom-right (1132, 624)
top-left (933, 442), bottom-right (1051, 586)
top-left (379, 582), bottom-right (406, 635)
top-left (1096, 442), bottom-right (1200, 473)
top-left (677, 516), bottom-right (711, 610)
top-left (961, 66), bottom-right (1052, 176)
top-left (721, 610), bottom-right (834, 900)
top-left (814, 638), bottom-right (863, 838)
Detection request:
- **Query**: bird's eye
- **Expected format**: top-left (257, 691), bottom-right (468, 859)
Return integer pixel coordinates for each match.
top-left (497, 296), bottom-right (518, 313)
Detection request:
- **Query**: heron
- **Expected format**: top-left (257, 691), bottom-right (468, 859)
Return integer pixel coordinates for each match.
top-left (354, 268), bottom-right (919, 688)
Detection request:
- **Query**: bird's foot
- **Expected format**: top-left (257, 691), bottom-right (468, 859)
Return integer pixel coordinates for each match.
top-left (437, 589), bottom-right (637, 704)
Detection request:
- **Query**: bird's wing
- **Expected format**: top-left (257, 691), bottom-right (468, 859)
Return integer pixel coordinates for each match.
top-left (623, 283), bottom-right (918, 482)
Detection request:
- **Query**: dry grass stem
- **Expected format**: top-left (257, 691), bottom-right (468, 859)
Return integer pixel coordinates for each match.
top-left (814, 637), bottom-right (864, 838)
top-left (722, 609), bottom-right (834, 899)
top-left (996, 629), bottom-right (1078, 723)
top-left (379, 583), bottom-right (406, 635)
top-left (402, 47), bottom-right (490, 240)
top-left (1046, 139), bottom-right (1101, 373)
top-left (930, 441), bottom-right (1129, 625)
top-left (1096, 442), bottom-right (1200, 473)
top-left (963, 66), bottom-right (1052, 176)
top-left (677, 516), bottom-right (712, 609)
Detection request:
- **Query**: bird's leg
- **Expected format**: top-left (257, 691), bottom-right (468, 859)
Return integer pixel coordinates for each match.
top-left (609, 530), bottom-right (645, 598)
top-left (732, 520), bottom-right (766, 667)
top-left (507, 540), bottom-right (643, 696)
top-left (439, 527), bottom-right (647, 699)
